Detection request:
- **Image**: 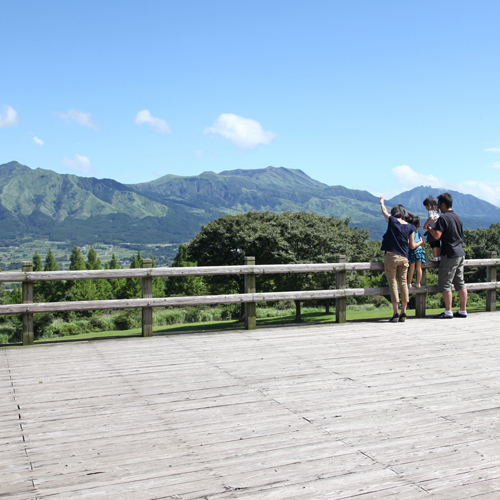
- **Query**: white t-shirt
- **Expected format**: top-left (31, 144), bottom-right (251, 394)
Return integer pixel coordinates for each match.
top-left (428, 209), bottom-right (440, 222)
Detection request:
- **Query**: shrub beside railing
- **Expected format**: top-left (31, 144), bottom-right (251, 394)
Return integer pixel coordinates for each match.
top-left (0, 253), bottom-right (498, 345)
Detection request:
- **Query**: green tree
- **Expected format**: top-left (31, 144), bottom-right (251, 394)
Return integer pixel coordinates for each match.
top-left (33, 252), bottom-right (43, 271)
top-left (86, 246), bottom-right (112, 300)
top-left (118, 252), bottom-right (142, 299)
top-left (107, 253), bottom-right (126, 299)
top-left (86, 246), bottom-right (101, 270)
top-left (44, 249), bottom-right (60, 271)
top-left (41, 249), bottom-right (64, 302)
top-left (8, 285), bottom-right (22, 304)
top-left (109, 253), bottom-right (120, 269)
top-left (165, 244), bottom-right (207, 297)
top-left (188, 211), bottom-right (371, 320)
top-left (64, 246), bottom-right (97, 310)
top-left (69, 246), bottom-right (86, 270)
top-left (150, 254), bottom-right (165, 298)
top-left (32, 251), bottom-right (44, 301)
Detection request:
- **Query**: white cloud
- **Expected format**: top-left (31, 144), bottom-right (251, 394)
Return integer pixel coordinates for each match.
top-left (55, 110), bottom-right (99, 130)
top-left (134, 110), bottom-right (171, 133)
top-left (203, 113), bottom-right (278, 149)
top-left (62, 155), bottom-right (95, 176)
top-left (391, 164), bottom-right (500, 207)
top-left (33, 136), bottom-right (44, 146)
top-left (484, 148), bottom-right (500, 153)
top-left (0, 105), bottom-right (19, 128)
top-left (456, 180), bottom-right (500, 207)
top-left (488, 161), bottom-right (500, 169)
top-left (391, 165), bottom-right (445, 189)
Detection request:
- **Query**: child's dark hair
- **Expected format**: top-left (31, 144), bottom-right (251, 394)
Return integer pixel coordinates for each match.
top-left (407, 212), bottom-right (418, 226)
top-left (411, 215), bottom-right (421, 229)
top-left (423, 196), bottom-right (437, 211)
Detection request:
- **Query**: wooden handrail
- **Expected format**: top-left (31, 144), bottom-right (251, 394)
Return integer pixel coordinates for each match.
top-left (2, 258), bottom-right (500, 283)
top-left (3, 256), bottom-right (498, 345)
top-left (1, 282), bottom-right (498, 316)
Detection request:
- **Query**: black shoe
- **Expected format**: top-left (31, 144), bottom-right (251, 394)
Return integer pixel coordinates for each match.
top-left (389, 313), bottom-right (399, 322)
top-left (434, 312), bottom-right (453, 319)
top-left (453, 311), bottom-right (467, 318)
top-left (398, 313), bottom-right (407, 322)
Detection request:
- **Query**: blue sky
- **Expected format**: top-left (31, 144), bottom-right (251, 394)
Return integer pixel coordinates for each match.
top-left (2, 0), bottom-right (500, 205)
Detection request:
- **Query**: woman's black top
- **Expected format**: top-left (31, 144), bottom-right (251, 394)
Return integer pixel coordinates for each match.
top-left (381, 216), bottom-right (416, 259)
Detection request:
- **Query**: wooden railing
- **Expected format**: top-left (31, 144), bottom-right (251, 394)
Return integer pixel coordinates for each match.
top-left (1, 253), bottom-right (498, 345)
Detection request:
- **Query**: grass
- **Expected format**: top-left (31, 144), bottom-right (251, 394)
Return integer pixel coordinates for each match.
top-left (33, 304), bottom-right (490, 343)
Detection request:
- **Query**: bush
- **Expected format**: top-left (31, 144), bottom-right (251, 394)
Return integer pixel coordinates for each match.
top-left (34, 313), bottom-right (54, 340)
top-left (184, 307), bottom-right (215, 323)
top-left (426, 294), bottom-right (442, 309)
top-left (467, 292), bottom-right (485, 307)
top-left (154, 309), bottom-right (187, 326)
top-left (113, 311), bottom-right (140, 330)
top-left (89, 315), bottom-right (105, 330)
top-left (0, 323), bottom-right (21, 343)
top-left (218, 304), bottom-right (240, 320)
top-left (370, 296), bottom-right (391, 308)
top-left (49, 321), bottom-right (83, 337)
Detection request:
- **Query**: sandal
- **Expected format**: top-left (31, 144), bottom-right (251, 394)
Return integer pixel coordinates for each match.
top-left (398, 313), bottom-right (407, 322)
top-left (389, 313), bottom-right (399, 322)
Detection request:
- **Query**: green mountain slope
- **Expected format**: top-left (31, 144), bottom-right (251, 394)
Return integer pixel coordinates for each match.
top-left (130, 166), bottom-right (380, 216)
top-left (0, 162), bottom-right (499, 244)
top-left (128, 166), bottom-right (392, 238)
top-left (0, 164), bottom-right (169, 220)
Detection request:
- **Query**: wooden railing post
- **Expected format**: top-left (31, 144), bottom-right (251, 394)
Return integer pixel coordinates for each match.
top-left (335, 255), bottom-right (346, 323)
top-left (415, 268), bottom-right (427, 318)
top-left (22, 261), bottom-right (34, 345)
top-left (141, 259), bottom-right (153, 337)
top-left (486, 251), bottom-right (497, 312)
top-left (244, 256), bottom-right (256, 330)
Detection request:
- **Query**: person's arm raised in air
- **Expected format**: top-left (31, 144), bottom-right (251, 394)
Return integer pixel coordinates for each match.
top-left (380, 196), bottom-right (390, 222)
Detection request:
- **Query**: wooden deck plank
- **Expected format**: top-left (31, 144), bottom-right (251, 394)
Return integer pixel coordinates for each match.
top-left (2, 312), bottom-right (500, 499)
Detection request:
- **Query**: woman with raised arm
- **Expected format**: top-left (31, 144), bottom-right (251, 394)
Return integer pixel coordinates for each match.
top-left (379, 196), bottom-right (415, 322)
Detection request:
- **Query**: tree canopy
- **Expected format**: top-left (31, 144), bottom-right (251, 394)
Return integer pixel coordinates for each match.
top-left (187, 211), bottom-right (371, 318)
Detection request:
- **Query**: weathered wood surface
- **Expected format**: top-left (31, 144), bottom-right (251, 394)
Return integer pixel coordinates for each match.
top-left (1, 258), bottom-right (499, 283)
top-left (1, 282), bottom-right (499, 316)
top-left (2, 312), bottom-right (500, 499)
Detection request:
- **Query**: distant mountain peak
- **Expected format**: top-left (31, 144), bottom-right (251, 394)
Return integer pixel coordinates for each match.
top-left (0, 161), bottom-right (31, 178)
top-left (218, 165), bottom-right (328, 190)
top-left (387, 185), bottom-right (500, 216)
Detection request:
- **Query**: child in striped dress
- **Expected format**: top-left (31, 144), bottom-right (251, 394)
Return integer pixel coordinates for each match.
top-left (408, 215), bottom-right (426, 288)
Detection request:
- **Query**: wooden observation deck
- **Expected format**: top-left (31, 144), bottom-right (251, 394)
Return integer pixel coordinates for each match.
top-left (2, 312), bottom-right (500, 499)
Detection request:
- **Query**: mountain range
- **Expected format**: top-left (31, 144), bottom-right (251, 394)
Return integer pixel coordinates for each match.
top-left (1, 160), bottom-right (499, 244)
